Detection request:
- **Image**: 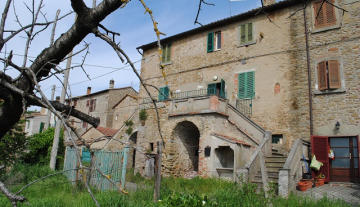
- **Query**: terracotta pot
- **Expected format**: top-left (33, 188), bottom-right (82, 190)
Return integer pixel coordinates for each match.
top-left (141, 120), bottom-right (145, 126)
top-left (316, 178), bottom-right (325, 186)
top-left (301, 179), bottom-right (313, 189)
top-left (314, 182), bottom-right (321, 187)
top-left (297, 182), bottom-right (307, 192)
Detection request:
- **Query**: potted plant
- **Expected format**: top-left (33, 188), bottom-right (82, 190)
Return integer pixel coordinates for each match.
top-left (315, 173), bottom-right (325, 186)
top-left (297, 181), bottom-right (308, 192)
top-left (314, 179), bottom-right (321, 187)
top-left (139, 109), bottom-right (148, 126)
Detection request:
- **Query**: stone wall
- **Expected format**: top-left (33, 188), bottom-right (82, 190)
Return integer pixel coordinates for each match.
top-left (134, 100), bottom-right (257, 177)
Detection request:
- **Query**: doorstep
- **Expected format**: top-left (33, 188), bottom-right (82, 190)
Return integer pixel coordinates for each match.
top-left (328, 182), bottom-right (357, 187)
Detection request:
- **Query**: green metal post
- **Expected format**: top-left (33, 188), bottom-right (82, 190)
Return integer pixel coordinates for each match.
top-left (121, 146), bottom-right (129, 188)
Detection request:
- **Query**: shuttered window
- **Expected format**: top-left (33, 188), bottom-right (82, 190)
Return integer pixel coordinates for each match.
top-left (39, 122), bottom-right (45, 133)
top-left (238, 71), bottom-right (255, 99)
top-left (158, 86), bottom-right (169, 101)
top-left (240, 22), bottom-right (254, 45)
top-left (317, 59), bottom-right (341, 91)
top-left (314, 0), bottom-right (336, 29)
top-left (162, 43), bottom-right (172, 63)
top-left (207, 32), bottom-right (214, 52)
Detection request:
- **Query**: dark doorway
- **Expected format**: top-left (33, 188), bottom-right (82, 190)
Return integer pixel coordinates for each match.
top-left (208, 79), bottom-right (226, 98)
top-left (329, 137), bottom-right (359, 183)
top-left (129, 132), bottom-right (137, 169)
top-left (174, 121), bottom-right (200, 171)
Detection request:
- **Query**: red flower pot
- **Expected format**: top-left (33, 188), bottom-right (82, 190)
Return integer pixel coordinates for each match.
top-left (298, 182), bottom-right (308, 192)
top-left (301, 179), bottom-right (313, 189)
top-left (316, 178), bottom-right (325, 186)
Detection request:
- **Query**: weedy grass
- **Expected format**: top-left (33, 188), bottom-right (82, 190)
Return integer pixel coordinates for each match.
top-left (0, 164), bottom-right (354, 207)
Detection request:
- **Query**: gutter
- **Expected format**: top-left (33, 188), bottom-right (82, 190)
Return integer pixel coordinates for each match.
top-left (303, 2), bottom-right (314, 135)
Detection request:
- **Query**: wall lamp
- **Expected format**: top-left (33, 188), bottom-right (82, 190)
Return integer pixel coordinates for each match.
top-left (335, 121), bottom-right (340, 130)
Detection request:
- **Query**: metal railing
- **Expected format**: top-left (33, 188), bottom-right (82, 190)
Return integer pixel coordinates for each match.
top-left (236, 98), bottom-right (252, 117)
top-left (142, 88), bottom-right (227, 104)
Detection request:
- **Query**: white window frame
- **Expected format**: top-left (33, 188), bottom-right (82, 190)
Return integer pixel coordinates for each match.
top-left (214, 31), bottom-right (221, 51)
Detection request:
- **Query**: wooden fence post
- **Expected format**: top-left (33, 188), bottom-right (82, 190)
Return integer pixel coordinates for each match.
top-left (153, 141), bottom-right (162, 202)
top-left (121, 146), bottom-right (129, 188)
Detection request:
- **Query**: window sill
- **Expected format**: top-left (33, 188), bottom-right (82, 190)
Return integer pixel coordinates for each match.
top-left (238, 40), bottom-right (256, 47)
top-left (311, 24), bottom-right (340, 34)
top-left (161, 61), bottom-right (173, 66)
top-left (314, 88), bottom-right (346, 95)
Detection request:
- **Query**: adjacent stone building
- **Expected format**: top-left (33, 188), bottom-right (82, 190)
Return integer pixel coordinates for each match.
top-left (133, 0), bottom-right (360, 183)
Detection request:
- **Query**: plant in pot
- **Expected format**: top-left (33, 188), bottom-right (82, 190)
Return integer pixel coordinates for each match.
top-left (315, 173), bottom-right (325, 186)
top-left (314, 179), bottom-right (321, 187)
top-left (139, 109), bottom-right (148, 126)
top-left (297, 181), bottom-right (308, 192)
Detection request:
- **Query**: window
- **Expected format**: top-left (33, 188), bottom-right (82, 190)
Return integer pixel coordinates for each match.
top-left (73, 100), bottom-right (77, 107)
top-left (272, 135), bottom-right (283, 144)
top-left (89, 99), bottom-right (96, 112)
top-left (239, 22), bottom-right (254, 45)
top-left (215, 31), bottom-right (221, 50)
top-left (312, 0), bottom-right (340, 32)
top-left (315, 58), bottom-right (344, 93)
top-left (158, 86), bottom-right (169, 101)
top-left (86, 100), bottom-right (90, 107)
top-left (82, 121), bottom-right (87, 128)
top-left (27, 120), bottom-right (30, 129)
top-left (162, 43), bottom-right (171, 63)
top-left (39, 122), bottom-right (45, 133)
top-left (207, 31), bottom-right (222, 52)
top-left (238, 71), bottom-right (255, 99)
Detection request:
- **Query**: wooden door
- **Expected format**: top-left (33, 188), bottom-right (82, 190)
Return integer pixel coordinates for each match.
top-left (311, 136), bottom-right (330, 182)
top-left (329, 137), bottom-right (359, 183)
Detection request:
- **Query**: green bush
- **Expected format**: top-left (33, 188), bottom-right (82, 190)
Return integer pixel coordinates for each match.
top-left (22, 128), bottom-right (64, 169)
top-left (125, 120), bottom-right (134, 126)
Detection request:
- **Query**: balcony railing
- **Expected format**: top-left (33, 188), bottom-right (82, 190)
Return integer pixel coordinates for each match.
top-left (142, 88), bottom-right (227, 104)
top-left (236, 98), bottom-right (252, 117)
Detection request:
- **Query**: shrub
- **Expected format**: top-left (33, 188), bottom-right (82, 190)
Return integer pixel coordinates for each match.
top-left (139, 109), bottom-right (148, 121)
top-left (125, 120), bottom-right (134, 126)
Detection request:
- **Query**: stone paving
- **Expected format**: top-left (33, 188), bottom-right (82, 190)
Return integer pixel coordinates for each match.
top-left (295, 183), bottom-right (360, 206)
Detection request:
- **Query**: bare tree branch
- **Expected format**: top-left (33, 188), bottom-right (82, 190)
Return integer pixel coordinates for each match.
top-left (194, 0), bottom-right (214, 26)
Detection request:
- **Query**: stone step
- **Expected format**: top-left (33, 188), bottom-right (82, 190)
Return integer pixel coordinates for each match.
top-left (266, 157), bottom-right (287, 162)
top-left (272, 152), bottom-right (285, 156)
top-left (252, 176), bottom-right (279, 183)
top-left (265, 162), bottom-right (285, 168)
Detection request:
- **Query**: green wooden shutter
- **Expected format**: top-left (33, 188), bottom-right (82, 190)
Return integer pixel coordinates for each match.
top-left (220, 79), bottom-right (226, 98)
top-left (207, 32), bottom-right (214, 52)
top-left (159, 86), bottom-right (169, 101)
top-left (162, 45), bottom-right (166, 63)
top-left (39, 122), bottom-right (45, 133)
top-left (238, 72), bottom-right (255, 99)
top-left (166, 43), bottom-right (171, 62)
top-left (247, 23), bottom-right (253, 42)
top-left (207, 83), bottom-right (217, 95)
top-left (82, 147), bottom-right (91, 166)
top-left (240, 24), bottom-right (246, 44)
top-left (238, 73), bottom-right (246, 99)
top-left (164, 86), bottom-right (169, 100)
top-left (246, 71), bottom-right (255, 98)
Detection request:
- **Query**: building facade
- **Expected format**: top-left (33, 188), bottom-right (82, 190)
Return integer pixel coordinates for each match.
top-left (133, 0), bottom-right (360, 182)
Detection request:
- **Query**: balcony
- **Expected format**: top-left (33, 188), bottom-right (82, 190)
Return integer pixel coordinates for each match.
top-left (142, 88), bottom-right (227, 104)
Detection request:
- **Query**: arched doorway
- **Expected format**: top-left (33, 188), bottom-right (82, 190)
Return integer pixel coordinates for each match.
top-left (173, 121), bottom-right (200, 171)
top-left (129, 132), bottom-right (137, 169)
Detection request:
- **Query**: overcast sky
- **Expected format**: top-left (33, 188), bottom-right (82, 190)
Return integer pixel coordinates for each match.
top-left (1, 0), bottom-right (266, 110)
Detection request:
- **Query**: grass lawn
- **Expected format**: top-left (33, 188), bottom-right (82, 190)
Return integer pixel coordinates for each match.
top-left (0, 165), bottom-right (352, 207)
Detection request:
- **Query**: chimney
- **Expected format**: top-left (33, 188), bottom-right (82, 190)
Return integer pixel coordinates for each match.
top-left (109, 79), bottom-right (115, 89)
top-left (87, 87), bottom-right (91, 95)
top-left (263, 0), bottom-right (276, 6)
top-left (56, 96), bottom-right (60, 101)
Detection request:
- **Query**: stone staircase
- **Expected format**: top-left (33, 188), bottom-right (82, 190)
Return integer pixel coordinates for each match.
top-left (251, 148), bottom-right (287, 192)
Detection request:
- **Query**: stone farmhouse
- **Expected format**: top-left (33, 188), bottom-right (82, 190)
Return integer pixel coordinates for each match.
top-left (63, 80), bottom-right (138, 146)
top-left (131, 0), bottom-right (360, 194)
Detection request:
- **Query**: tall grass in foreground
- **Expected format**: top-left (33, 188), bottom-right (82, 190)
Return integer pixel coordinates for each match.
top-left (0, 164), bottom-right (353, 207)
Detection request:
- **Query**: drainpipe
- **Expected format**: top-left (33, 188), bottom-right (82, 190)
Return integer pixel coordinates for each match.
top-left (303, 2), bottom-right (313, 135)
